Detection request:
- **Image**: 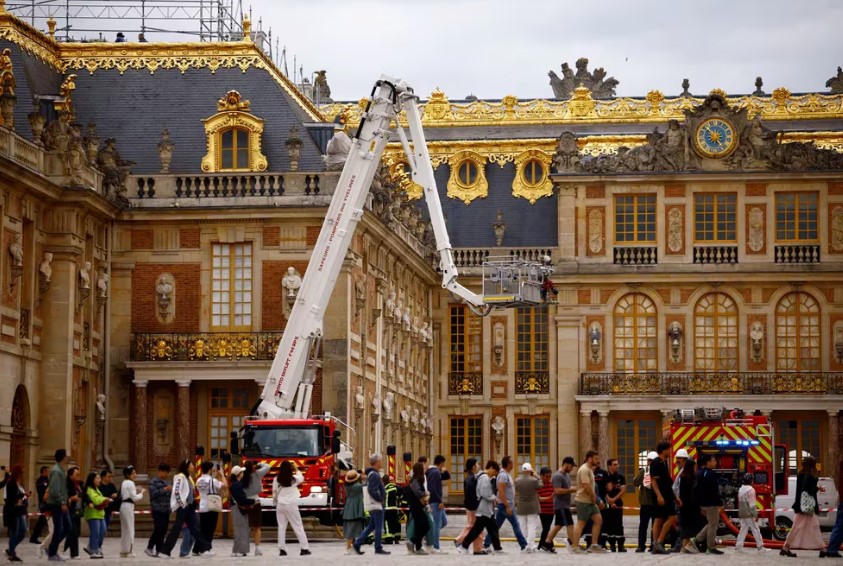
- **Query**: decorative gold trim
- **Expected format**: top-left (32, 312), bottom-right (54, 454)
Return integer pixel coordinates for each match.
top-left (0, 12), bottom-right (62, 69)
top-left (201, 90), bottom-right (267, 173)
top-left (447, 151), bottom-right (488, 205)
top-left (512, 150), bottom-right (553, 204)
top-left (322, 88), bottom-right (843, 128)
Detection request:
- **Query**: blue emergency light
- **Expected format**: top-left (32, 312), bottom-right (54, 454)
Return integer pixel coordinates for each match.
top-left (713, 439), bottom-right (760, 447)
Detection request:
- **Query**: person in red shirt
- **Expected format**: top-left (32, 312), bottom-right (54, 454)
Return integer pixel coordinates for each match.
top-left (537, 467), bottom-right (556, 552)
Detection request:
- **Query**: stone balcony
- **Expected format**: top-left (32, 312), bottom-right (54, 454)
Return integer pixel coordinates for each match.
top-left (579, 371), bottom-right (843, 396)
top-left (130, 331), bottom-right (283, 362)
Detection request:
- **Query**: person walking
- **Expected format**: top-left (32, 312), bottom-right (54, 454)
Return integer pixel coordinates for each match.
top-left (454, 458), bottom-right (484, 554)
top-left (781, 456), bottom-right (825, 557)
top-left (632, 452), bottom-right (657, 552)
top-left (46, 449), bottom-right (72, 562)
top-left (603, 458), bottom-right (626, 552)
top-left (693, 455), bottom-right (723, 555)
top-left (670, 449), bottom-right (691, 552)
top-left (97, 469), bottom-right (119, 546)
top-left (3, 464), bottom-right (28, 562)
top-left (735, 472), bottom-right (766, 553)
top-left (677, 459), bottom-right (699, 554)
top-left (158, 459), bottom-right (210, 559)
top-left (456, 460), bottom-right (503, 555)
top-left (341, 470), bottom-right (365, 553)
top-left (145, 463), bottom-right (172, 557)
top-left (118, 465), bottom-right (145, 558)
top-left (536, 467), bottom-right (555, 553)
top-left (484, 455), bottom-right (528, 552)
top-left (241, 461), bottom-right (269, 557)
top-left (196, 461), bottom-right (225, 557)
top-left (382, 474), bottom-right (401, 544)
top-left (63, 466), bottom-right (83, 560)
top-left (426, 455), bottom-right (447, 553)
top-left (569, 451), bottom-right (605, 554)
top-left (82, 471), bottom-right (108, 559)
top-left (544, 456), bottom-right (576, 552)
top-left (649, 442), bottom-right (677, 554)
top-left (825, 460), bottom-right (843, 558)
top-left (228, 466), bottom-right (253, 557)
top-left (405, 462), bottom-right (431, 555)
top-left (351, 454), bottom-right (390, 556)
top-left (29, 466), bottom-right (50, 544)
top-left (272, 460), bottom-right (310, 556)
top-left (515, 462), bottom-right (541, 553)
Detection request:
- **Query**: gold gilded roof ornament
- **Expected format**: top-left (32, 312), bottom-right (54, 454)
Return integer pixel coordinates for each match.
top-left (566, 86), bottom-right (596, 118)
top-left (241, 14), bottom-right (252, 43)
top-left (512, 149), bottom-right (553, 204)
top-left (54, 73), bottom-right (76, 120)
top-left (217, 89), bottom-right (251, 112)
top-left (422, 87), bottom-right (451, 122)
top-left (0, 48), bottom-right (16, 96)
top-left (447, 150), bottom-right (488, 205)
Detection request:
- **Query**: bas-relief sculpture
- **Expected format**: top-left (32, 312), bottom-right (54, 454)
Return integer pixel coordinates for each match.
top-left (832, 206), bottom-right (843, 252)
top-left (587, 208), bottom-right (603, 254)
top-left (750, 321), bottom-right (765, 364)
top-left (748, 207), bottom-right (765, 252)
top-left (549, 57), bottom-right (618, 100)
top-left (667, 208), bottom-right (683, 253)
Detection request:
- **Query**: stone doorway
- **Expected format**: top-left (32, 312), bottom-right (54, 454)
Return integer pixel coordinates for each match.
top-left (10, 385), bottom-right (30, 467)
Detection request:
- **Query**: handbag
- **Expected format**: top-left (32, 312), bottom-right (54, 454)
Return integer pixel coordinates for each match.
top-left (799, 490), bottom-right (816, 515)
top-left (205, 478), bottom-right (223, 513)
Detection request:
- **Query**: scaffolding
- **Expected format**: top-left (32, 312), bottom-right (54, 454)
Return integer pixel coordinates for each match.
top-left (6, 0), bottom-right (272, 56)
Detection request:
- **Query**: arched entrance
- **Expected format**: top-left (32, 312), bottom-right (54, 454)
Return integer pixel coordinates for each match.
top-left (10, 385), bottom-right (30, 466)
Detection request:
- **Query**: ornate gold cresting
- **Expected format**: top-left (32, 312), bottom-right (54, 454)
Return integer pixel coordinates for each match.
top-left (447, 150), bottom-right (488, 205)
top-left (512, 149), bottom-right (553, 204)
top-left (200, 90), bottom-right (268, 173)
top-left (54, 73), bottom-right (76, 118)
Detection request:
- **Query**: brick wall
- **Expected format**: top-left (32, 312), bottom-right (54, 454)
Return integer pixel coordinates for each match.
top-left (131, 263), bottom-right (201, 333)
top-left (262, 260), bottom-right (308, 330)
top-left (131, 229), bottom-right (154, 250)
top-left (179, 228), bottom-right (200, 249)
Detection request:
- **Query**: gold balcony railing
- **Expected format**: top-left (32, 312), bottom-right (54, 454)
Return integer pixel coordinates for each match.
top-left (515, 371), bottom-right (551, 394)
top-left (579, 371), bottom-right (843, 396)
top-left (448, 372), bottom-right (483, 395)
top-left (131, 332), bottom-right (283, 362)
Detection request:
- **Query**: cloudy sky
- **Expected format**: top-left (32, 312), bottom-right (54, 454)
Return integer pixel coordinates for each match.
top-left (256, 0), bottom-right (843, 101)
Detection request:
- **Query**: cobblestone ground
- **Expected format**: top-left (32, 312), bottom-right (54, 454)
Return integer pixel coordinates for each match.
top-left (2, 515), bottom-right (833, 564)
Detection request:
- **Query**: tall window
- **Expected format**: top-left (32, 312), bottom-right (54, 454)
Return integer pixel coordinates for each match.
top-left (694, 193), bottom-right (736, 242)
top-left (775, 292), bottom-right (820, 371)
top-left (209, 386), bottom-right (252, 459)
top-left (615, 194), bottom-right (656, 243)
top-left (615, 417), bottom-right (657, 495)
top-left (776, 192), bottom-right (818, 242)
top-left (613, 293), bottom-right (657, 372)
top-left (449, 416), bottom-right (482, 492)
top-left (449, 305), bottom-right (482, 373)
top-left (517, 307), bottom-right (548, 372)
top-left (516, 416), bottom-right (550, 472)
top-left (775, 418), bottom-right (822, 470)
top-left (694, 293), bottom-right (738, 371)
top-left (212, 243), bottom-right (253, 330)
top-left (220, 127), bottom-right (250, 170)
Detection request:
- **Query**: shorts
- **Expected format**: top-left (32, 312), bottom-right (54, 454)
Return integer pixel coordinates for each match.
top-left (575, 502), bottom-right (600, 521)
top-left (247, 505), bottom-right (263, 528)
top-left (653, 502), bottom-right (676, 520)
top-left (554, 508), bottom-right (573, 526)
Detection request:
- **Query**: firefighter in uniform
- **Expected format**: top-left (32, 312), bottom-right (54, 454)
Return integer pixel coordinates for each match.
top-left (383, 475), bottom-right (402, 544)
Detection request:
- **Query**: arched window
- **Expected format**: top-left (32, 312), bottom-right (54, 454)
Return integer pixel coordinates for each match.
top-left (613, 293), bottom-right (657, 372)
top-left (694, 293), bottom-right (738, 371)
top-left (520, 158), bottom-right (545, 187)
top-left (775, 292), bottom-right (820, 371)
top-left (456, 160), bottom-right (479, 188)
top-left (220, 127), bottom-right (250, 170)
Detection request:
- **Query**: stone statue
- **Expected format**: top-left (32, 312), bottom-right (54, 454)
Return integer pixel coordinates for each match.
top-left (8, 233), bottom-right (23, 267)
top-left (355, 277), bottom-right (366, 311)
top-left (97, 270), bottom-right (109, 298)
top-left (492, 416), bottom-right (505, 444)
top-left (313, 70), bottom-right (333, 103)
top-left (96, 138), bottom-right (134, 205)
top-left (371, 395), bottom-right (381, 416)
top-left (654, 119), bottom-right (687, 171)
top-left (281, 266), bottom-right (302, 298)
top-left (752, 76), bottom-right (765, 96)
top-left (354, 385), bottom-right (365, 411)
top-left (400, 406), bottom-right (410, 427)
top-left (385, 291), bottom-right (396, 319)
top-left (402, 306), bottom-right (412, 332)
top-left (393, 299), bottom-right (403, 325)
top-left (680, 78), bottom-right (691, 97)
top-left (420, 321), bottom-right (430, 342)
top-left (826, 66), bottom-right (843, 94)
top-left (64, 122), bottom-right (86, 186)
top-left (79, 261), bottom-right (91, 290)
top-left (324, 127), bottom-right (352, 171)
top-left (552, 131), bottom-right (581, 172)
top-left (411, 408), bottom-right (420, 430)
top-left (41, 115), bottom-right (69, 152)
top-left (39, 252), bottom-right (53, 281)
top-left (96, 393), bottom-right (106, 421)
top-left (156, 274), bottom-right (174, 316)
top-left (412, 316), bottom-right (420, 336)
top-left (668, 321), bottom-right (683, 362)
top-left (383, 392), bottom-right (394, 420)
top-left (750, 321), bottom-right (764, 363)
top-left (158, 128), bottom-right (174, 173)
top-left (370, 165), bottom-right (394, 222)
top-left (549, 58), bottom-right (618, 100)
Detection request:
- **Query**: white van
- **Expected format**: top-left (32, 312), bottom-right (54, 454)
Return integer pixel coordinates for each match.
top-left (773, 476), bottom-right (839, 540)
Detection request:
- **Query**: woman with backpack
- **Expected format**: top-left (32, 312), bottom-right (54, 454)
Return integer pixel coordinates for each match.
top-left (454, 458), bottom-right (483, 554)
top-left (782, 456), bottom-right (825, 557)
top-left (2, 464), bottom-right (28, 562)
top-left (228, 466), bottom-right (254, 557)
top-left (83, 471), bottom-right (108, 559)
top-left (241, 461), bottom-right (270, 556)
top-left (404, 462), bottom-right (431, 555)
top-left (735, 472), bottom-right (767, 553)
top-left (196, 461), bottom-right (226, 556)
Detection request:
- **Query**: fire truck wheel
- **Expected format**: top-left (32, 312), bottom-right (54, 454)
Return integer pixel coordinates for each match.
top-left (773, 516), bottom-right (792, 541)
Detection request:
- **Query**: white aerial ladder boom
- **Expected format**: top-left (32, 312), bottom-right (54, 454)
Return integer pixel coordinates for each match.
top-left (255, 76), bottom-right (551, 421)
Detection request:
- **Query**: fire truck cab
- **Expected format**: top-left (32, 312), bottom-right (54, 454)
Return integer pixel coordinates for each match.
top-left (668, 407), bottom-right (789, 535)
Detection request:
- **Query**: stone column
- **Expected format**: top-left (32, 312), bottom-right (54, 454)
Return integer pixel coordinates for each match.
top-left (828, 410), bottom-right (840, 482)
top-left (579, 410), bottom-right (593, 458)
top-left (660, 410), bottom-right (673, 443)
top-left (597, 411), bottom-right (610, 466)
top-left (133, 380), bottom-right (148, 474)
top-left (176, 380), bottom-right (191, 461)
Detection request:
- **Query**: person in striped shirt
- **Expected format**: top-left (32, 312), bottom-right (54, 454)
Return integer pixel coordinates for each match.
top-left (537, 467), bottom-right (556, 553)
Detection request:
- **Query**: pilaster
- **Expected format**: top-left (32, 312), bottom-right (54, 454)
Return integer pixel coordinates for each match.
top-left (176, 380), bottom-right (191, 461)
top-left (132, 380), bottom-right (148, 474)
top-left (597, 411), bottom-right (609, 467)
top-left (580, 410), bottom-right (593, 458)
top-left (828, 410), bottom-right (840, 482)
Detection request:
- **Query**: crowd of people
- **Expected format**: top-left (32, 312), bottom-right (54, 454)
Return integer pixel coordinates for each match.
top-left (3, 446), bottom-right (843, 560)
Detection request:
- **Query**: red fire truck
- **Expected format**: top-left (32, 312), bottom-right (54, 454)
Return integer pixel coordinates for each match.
top-left (668, 407), bottom-right (789, 537)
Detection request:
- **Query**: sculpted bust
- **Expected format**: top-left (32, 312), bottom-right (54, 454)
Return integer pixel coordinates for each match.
top-left (282, 266), bottom-right (302, 298)
top-left (9, 234), bottom-right (23, 267)
top-left (97, 270), bottom-right (109, 298)
top-left (385, 291), bottom-right (396, 317)
top-left (39, 252), bottom-right (53, 281)
top-left (403, 307), bottom-right (412, 332)
top-left (79, 261), bottom-right (91, 290)
top-left (354, 385), bottom-right (365, 411)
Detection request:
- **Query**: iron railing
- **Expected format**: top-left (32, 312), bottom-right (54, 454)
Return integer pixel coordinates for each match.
top-left (515, 371), bottom-right (551, 394)
top-left (131, 332), bottom-right (283, 361)
top-left (447, 372), bottom-right (483, 395)
top-left (579, 371), bottom-right (843, 396)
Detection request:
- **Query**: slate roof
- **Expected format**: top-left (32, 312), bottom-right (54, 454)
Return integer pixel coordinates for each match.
top-left (3, 41), bottom-right (63, 139)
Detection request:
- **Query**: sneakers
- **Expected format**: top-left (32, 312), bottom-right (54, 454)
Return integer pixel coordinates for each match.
top-left (653, 542), bottom-right (668, 554)
top-left (351, 543), bottom-right (364, 555)
top-left (455, 546), bottom-right (467, 555)
top-left (278, 549), bottom-right (287, 556)
top-left (374, 549), bottom-right (391, 555)
top-left (301, 549), bottom-right (312, 556)
top-left (48, 556), bottom-right (66, 562)
top-left (588, 545), bottom-right (607, 553)
top-left (91, 553), bottom-right (104, 560)
top-left (682, 544), bottom-right (700, 554)
top-left (230, 553), bottom-right (247, 558)
top-left (254, 547), bottom-right (263, 557)
top-left (570, 547), bottom-right (586, 554)
top-left (490, 549), bottom-right (506, 555)
top-left (414, 548), bottom-right (429, 555)
top-left (144, 548), bottom-right (157, 557)
top-left (707, 548), bottom-right (724, 555)
top-left (406, 542), bottom-right (414, 555)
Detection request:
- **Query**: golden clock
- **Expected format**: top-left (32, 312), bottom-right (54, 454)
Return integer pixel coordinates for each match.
top-left (694, 118), bottom-right (738, 158)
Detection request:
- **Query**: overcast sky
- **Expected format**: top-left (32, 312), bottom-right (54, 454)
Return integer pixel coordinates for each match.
top-left (256, 0), bottom-right (843, 101)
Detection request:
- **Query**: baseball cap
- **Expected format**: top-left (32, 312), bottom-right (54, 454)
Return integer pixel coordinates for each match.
top-left (675, 449), bottom-right (690, 459)
top-left (521, 462), bottom-right (533, 472)
top-left (647, 451), bottom-right (658, 461)
top-left (231, 466), bottom-right (245, 476)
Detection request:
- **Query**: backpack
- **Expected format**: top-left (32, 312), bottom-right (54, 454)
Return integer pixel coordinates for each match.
top-left (738, 487), bottom-right (757, 518)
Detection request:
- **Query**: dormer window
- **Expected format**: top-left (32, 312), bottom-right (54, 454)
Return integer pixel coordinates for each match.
top-left (201, 90), bottom-right (267, 173)
top-left (220, 127), bottom-right (250, 170)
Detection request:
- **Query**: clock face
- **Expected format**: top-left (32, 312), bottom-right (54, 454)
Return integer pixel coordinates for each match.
top-left (695, 118), bottom-right (737, 158)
